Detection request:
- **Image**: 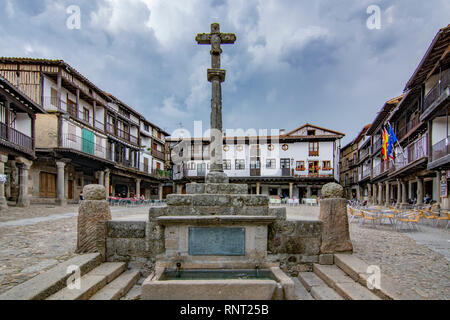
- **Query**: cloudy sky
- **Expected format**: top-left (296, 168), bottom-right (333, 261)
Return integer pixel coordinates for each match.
top-left (1, 0), bottom-right (449, 144)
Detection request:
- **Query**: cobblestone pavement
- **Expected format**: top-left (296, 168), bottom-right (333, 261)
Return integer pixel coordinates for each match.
top-left (0, 205), bottom-right (149, 295)
top-left (0, 204), bottom-right (449, 299)
top-left (349, 222), bottom-right (449, 300)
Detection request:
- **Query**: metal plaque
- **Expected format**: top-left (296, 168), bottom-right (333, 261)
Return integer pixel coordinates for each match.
top-left (188, 227), bottom-right (245, 256)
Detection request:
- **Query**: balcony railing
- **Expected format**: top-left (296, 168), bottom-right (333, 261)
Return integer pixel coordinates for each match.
top-left (423, 68), bottom-right (450, 112)
top-left (431, 137), bottom-right (450, 162)
top-left (138, 162), bottom-right (170, 179)
top-left (0, 122), bottom-right (33, 153)
top-left (373, 160), bottom-right (393, 177)
top-left (152, 149), bottom-right (166, 160)
top-left (359, 169), bottom-right (371, 181)
top-left (359, 148), bottom-right (369, 160)
top-left (397, 115), bottom-right (421, 141)
top-left (372, 139), bottom-right (382, 154)
top-left (61, 134), bottom-right (105, 159)
top-left (106, 123), bottom-right (138, 145)
top-left (394, 134), bottom-right (428, 170)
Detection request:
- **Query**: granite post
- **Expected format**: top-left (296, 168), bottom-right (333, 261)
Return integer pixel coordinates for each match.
top-left (76, 184), bottom-right (111, 260)
top-left (319, 183), bottom-right (353, 254)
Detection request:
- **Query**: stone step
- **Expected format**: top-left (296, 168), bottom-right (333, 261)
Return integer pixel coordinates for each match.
top-left (313, 264), bottom-right (380, 300)
top-left (46, 262), bottom-right (126, 300)
top-left (0, 253), bottom-right (102, 300)
top-left (291, 278), bottom-right (314, 300)
top-left (334, 253), bottom-right (423, 300)
top-left (120, 284), bottom-right (142, 300)
top-left (297, 272), bottom-right (343, 300)
top-left (90, 269), bottom-right (140, 300)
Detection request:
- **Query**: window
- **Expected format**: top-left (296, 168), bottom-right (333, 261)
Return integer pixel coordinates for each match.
top-left (95, 136), bottom-right (103, 152)
top-left (50, 88), bottom-right (58, 107)
top-left (83, 108), bottom-right (90, 122)
top-left (296, 161), bottom-right (305, 171)
top-left (280, 158), bottom-right (290, 169)
top-left (223, 160), bottom-right (231, 170)
top-left (307, 130), bottom-right (316, 136)
top-left (323, 161), bottom-right (331, 171)
top-left (309, 161), bottom-right (319, 175)
top-left (144, 124), bottom-right (149, 132)
top-left (309, 142), bottom-right (319, 156)
top-left (266, 159), bottom-right (276, 169)
top-left (187, 162), bottom-right (196, 170)
top-left (68, 124), bottom-right (76, 142)
top-left (235, 159), bottom-right (245, 170)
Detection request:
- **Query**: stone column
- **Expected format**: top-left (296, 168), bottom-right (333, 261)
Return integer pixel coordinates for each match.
top-left (385, 182), bottom-right (390, 206)
top-left (417, 177), bottom-right (424, 205)
top-left (372, 184), bottom-right (377, 204)
top-left (396, 180), bottom-right (401, 205)
top-left (289, 182), bottom-right (293, 199)
top-left (158, 183), bottom-right (163, 201)
top-left (307, 186), bottom-right (312, 198)
top-left (435, 172), bottom-right (441, 205)
top-left (0, 154), bottom-right (8, 210)
top-left (17, 162), bottom-right (31, 208)
top-left (256, 182), bottom-right (261, 195)
top-left (378, 183), bottom-right (383, 205)
top-left (56, 161), bottom-right (66, 206)
top-left (136, 179), bottom-right (141, 197)
top-left (408, 180), bottom-right (413, 201)
top-left (104, 169), bottom-right (110, 197)
top-left (401, 181), bottom-right (407, 205)
top-left (367, 184), bottom-right (372, 204)
top-left (98, 171), bottom-right (105, 186)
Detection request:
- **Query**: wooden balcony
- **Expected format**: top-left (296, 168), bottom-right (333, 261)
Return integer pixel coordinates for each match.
top-left (431, 137), bottom-right (449, 162)
top-left (423, 68), bottom-right (450, 113)
top-left (152, 149), bottom-right (166, 160)
top-left (0, 122), bottom-right (33, 155)
top-left (106, 123), bottom-right (139, 146)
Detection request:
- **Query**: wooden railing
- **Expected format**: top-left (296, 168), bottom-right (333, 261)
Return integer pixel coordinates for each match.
top-left (0, 122), bottom-right (33, 153)
top-left (423, 68), bottom-right (450, 112)
top-left (432, 137), bottom-right (449, 162)
top-left (152, 149), bottom-right (166, 160)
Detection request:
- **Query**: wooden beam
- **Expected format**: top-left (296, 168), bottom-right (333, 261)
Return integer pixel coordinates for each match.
top-left (426, 44), bottom-right (450, 80)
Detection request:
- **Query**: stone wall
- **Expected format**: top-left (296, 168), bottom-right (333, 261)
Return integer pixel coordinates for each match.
top-left (105, 221), bottom-right (163, 277)
top-left (267, 217), bottom-right (323, 277)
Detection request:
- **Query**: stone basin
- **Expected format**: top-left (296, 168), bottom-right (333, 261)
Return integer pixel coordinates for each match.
top-left (141, 265), bottom-right (295, 300)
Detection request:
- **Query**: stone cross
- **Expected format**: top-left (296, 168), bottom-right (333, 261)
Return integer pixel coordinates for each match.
top-left (196, 23), bottom-right (236, 183)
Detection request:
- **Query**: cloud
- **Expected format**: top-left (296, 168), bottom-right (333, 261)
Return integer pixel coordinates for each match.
top-left (1, 0), bottom-right (449, 144)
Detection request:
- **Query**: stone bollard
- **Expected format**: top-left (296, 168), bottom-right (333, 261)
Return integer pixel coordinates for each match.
top-left (319, 183), bottom-right (353, 254)
top-left (76, 184), bottom-right (111, 260)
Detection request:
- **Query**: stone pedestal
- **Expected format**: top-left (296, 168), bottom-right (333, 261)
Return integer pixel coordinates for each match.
top-left (76, 185), bottom-right (111, 259)
top-left (319, 183), bottom-right (353, 254)
top-left (319, 198), bottom-right (353, 254)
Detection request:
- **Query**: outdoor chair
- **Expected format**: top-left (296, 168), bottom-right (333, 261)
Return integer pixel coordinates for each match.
top-left (396, 212), bottom-right (421, 231)
top-left (359, 210), bottom-right (378, 227)
top-left (419, 210), bottom-right (439, 226)
top-left (348, 207), bottom-right (363, 223)
top-left (381, 211), bottom-right (396, 226)
top-left (435, 212), bottom-right (450, 229)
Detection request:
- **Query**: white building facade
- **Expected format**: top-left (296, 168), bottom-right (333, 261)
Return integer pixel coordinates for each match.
top-left (169, 124), bottom-right (343, 200)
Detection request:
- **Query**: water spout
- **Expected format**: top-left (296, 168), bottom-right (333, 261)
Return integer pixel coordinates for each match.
top-left (255, 264), bottom-right (260, 278)
top-left (175, 262), bottom-right (182, 278)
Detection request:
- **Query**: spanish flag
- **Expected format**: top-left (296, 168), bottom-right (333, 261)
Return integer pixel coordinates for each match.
top-left (381, 128), bottom-right (389, 161)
